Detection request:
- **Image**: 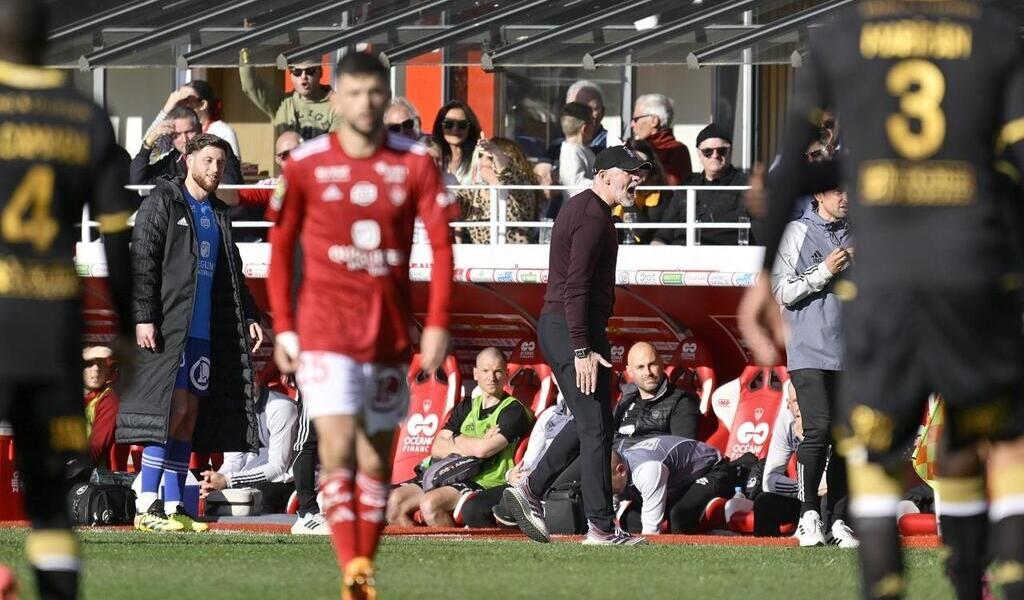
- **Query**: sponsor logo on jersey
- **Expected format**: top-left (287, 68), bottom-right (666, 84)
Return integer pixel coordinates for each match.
top-left (436, 191), bottom-right (455, 208)
top-left (811, 250), bottom-right (823, 265)
top-left (350, 182), bottom-right (378, 206)
top-left (190, 357), bottom-right (211, 392)
top-left (373, 161), bottom-right (408, 184)
top-left (351, 220), bottom-right (381, 250)
top-left (695, 477), bottom-right (710, 486)
top-left (327, 245), bottom-right (403, 277)
top-left (322, 184), bottom-right (344, 202)
top-left (200, 240), bottom-right (210, 258)
top-left (176, 217), bottom-right (189, 227)
top-left (314, 165), bottom-right (351, 183)
top-left (389, 186), bottom-right (407, 206)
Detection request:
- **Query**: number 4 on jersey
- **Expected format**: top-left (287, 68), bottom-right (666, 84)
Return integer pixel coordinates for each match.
top-left (2, 165), bottom-right (58, 252)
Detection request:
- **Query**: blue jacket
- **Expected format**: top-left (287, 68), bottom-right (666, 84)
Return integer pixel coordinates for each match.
top-left (770, 205), bottom-right (851, 371)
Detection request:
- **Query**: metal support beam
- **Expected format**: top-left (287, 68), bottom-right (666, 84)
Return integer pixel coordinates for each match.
top-left (277, 0), bottom-right (463, 70)
top-left (48, 0), bottom-right (172, 42)
top-left (79, 0), bottom-right (264, 69)
top-left (687, 0), bottom-right (855, 68)
top-left (480, 0), bottom-right (678, 71)
top-left (380, 0), bottom-right (556, 66)
top-left (177, 0), bottom-right (365, 69)
top-left (582, 0), bottom-right (757, 70)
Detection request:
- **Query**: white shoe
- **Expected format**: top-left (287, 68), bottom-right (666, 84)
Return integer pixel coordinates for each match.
top-left (795, 510), bottom-right (826, 547)
top-left (830, 519), bottom-right (860, 548)
top-left (291, 512), bottom-right (329, 535)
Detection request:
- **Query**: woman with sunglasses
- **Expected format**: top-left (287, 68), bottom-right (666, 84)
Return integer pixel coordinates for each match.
top-left (431, 100), bottom-right (482, 183)
top-left (461, 137), bottom-right (539, 244)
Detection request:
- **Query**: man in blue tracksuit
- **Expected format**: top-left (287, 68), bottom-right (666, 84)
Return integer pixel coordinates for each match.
top-left (770, 187), bottom-right (857, 548)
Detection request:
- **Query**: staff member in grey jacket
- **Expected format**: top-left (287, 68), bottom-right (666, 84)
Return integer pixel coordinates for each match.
top-left (505, 146), bottom-right (649, 546)
top-left (770, 186), bottom-right (856, 548)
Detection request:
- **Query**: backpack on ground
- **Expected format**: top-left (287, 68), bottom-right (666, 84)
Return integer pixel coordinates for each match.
top-left (543, 481), bottom-right (586, 534)
top-left (67, 483), bottom-right (136, 526)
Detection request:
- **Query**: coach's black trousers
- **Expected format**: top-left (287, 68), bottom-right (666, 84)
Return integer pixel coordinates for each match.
top-left (534, 313), bottom-right (615, 532)
top-left (790, 368), bottom-right (848, 523)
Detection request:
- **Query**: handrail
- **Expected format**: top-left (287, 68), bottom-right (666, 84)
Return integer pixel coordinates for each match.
top-left (82, 183), bottom-right (755, 246)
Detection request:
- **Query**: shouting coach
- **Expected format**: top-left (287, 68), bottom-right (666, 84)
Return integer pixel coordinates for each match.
top-left (505, 146), bottom-right (649, 546)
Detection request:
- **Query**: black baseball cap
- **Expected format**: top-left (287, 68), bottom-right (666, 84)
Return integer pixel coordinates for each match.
top-left (594, 145), bottom-right (652, 173)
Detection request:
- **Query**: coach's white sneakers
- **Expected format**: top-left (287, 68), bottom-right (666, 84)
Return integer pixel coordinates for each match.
top-left (796, 510), bottom-right (826, 546)
top-left (830, 520), bottom-right (860, 548)
top-left (291, 512), bottom-right (329, 535)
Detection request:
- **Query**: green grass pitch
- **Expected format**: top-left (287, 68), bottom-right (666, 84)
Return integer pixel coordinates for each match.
top-left (0, 529), bottom-right (952, 599)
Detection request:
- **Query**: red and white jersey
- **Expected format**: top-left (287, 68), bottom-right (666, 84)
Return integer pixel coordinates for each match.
top-left (267, 133), bottom-right (457, 364)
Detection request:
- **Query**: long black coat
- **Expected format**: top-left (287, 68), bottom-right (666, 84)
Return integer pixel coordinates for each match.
top-left (116, 177), bottom-right (260, 453)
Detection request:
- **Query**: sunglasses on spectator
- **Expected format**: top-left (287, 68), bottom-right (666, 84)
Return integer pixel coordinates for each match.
top-left (700, 146), bottom-right (731, 158)
top-left (630, 114), bottom-right (655, 123)
top-left (387, 119), bottom-right (415, 133)
top-left (443, 118), bottom-right (469, 131)
top-left (805, 148), bottom-right (826, 160)
top-left (290, 66), bottom-right (320, 77)
top-left (276, 150), bottom-right (291, 161)
top-left (84, 359), bottom-right (108, 368)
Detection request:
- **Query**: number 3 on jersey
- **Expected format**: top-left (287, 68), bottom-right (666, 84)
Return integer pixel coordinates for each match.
top-left (2, 165), bottom-right (58, 252)
top-left (886, 59), bottom-right (946, 160)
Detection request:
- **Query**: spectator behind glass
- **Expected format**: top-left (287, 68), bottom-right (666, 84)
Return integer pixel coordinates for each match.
top-left (532, 158), bottom-right (562, 220)
top-left (385, 97), bottom-right (421, 139)
top-left (614, 138), bottom-right (669, 244)
top-left (83, 346), bottom-right (129, 471)
top-left (652, 123), bottom-right (750, 246)
top-left (186, 79), bottom-right (241, 160)
top-left (629, 93), bottom-right (691, 185)
top-left (239, 48), bottom-right (340, 140)
top-left (432, 100), bottom-right (482, 185)
top-left (130, 105), bottom-right (244, 186)
top-left (547, 80), bottom-right (610, 160)
top-left (235, 131), bottom-right (302, 212)
top-left (558, 102), bottom-right (596, 206)
top-left (461, 137), bottom-right (539, 244)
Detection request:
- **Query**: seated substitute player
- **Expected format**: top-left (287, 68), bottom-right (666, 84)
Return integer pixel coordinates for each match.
top-left (611, 435), bottom-right (721, 535)
top-left (268, 51), bottom-right (457, 600)
top-left (387, 348), bottom-right (532, 527)
top-left (740, 3), bottom-right (1024, 599)
top-left (0, 1), bottom-right (135, 597)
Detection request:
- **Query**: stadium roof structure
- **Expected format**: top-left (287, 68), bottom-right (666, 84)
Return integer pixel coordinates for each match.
top-left (43, 0), bottom-right (1024, 70)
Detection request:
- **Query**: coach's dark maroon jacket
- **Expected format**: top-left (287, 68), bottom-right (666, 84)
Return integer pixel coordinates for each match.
top-left (542, 189), bottom-right (618, 350)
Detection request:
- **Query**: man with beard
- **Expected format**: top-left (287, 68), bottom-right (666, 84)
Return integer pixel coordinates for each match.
top-left (267, 52), bottom-right (456, 599)
top-left (118, 133), bottom-right (264, 533)
top-left (504, 146), bottom-right (649, 546)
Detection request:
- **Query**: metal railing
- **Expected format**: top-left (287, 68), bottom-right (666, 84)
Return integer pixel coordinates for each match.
top-left (81, 184), bottom-right (754, 247)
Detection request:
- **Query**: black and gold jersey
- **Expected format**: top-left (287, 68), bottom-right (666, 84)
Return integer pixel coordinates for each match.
top-left (0, 60), bottom-right (134, 376)
top-left (764, 1), bottom-right (1024, 291)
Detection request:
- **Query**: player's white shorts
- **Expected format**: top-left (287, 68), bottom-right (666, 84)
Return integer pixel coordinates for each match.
top-left (296, 351), bottom-right (409, 435)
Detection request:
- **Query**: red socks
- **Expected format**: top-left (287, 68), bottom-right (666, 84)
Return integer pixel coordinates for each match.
top-left (321, 470), bottom-right (392, 570)
top-left (354, 472), bottom-right (390, 560)
top-left (320, 469), bottom-right (357, 569)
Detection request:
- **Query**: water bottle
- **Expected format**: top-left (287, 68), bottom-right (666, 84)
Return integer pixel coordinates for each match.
top-left (621, 210), bottom-right (636, 245)
top-left (413, 218), bottom-right (426, 245)
top-left (539, 217), bottom-right (553, 244)
top-left (738, 215), bottom-right (750, 246)
top-left (733, 485), bottom-right (746, 500)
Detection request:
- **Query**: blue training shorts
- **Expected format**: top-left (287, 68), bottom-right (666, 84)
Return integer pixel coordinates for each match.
top-left (174, 337), bottom-right (212, 397)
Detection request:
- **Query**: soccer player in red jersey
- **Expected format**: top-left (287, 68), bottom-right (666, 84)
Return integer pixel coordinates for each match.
top-left (267, 52), bottom-right (456, 599)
